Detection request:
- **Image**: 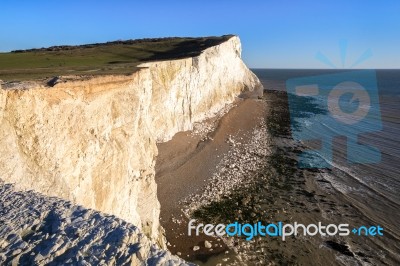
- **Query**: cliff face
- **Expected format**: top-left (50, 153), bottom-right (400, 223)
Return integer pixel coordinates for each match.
top-left (141, 36), bottom-right (262, 142)
top-left (0, 36), bottom-right (262, 243)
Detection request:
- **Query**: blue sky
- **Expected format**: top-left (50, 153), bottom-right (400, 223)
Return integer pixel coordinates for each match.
top-left (1, 0), bottom-right (399, 68)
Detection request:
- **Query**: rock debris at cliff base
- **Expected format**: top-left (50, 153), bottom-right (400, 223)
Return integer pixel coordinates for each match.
top-left (182, 119), bottom-right (271, 214)
top-left (177, 118), bottom-right (271, 264)
top-left (154, 97), bottom-right (269, 264)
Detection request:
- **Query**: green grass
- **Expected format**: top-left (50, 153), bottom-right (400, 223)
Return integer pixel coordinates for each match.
top-left (0, 35), bottom-right (233, 81)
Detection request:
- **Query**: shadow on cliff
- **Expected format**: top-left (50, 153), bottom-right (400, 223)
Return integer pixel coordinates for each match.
top-left (140, 35), bottom-right (233, 62)
top-left (85, 36), bottom-right (234, 69)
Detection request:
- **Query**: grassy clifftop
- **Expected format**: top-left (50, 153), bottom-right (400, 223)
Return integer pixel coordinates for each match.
top-left (0, 35), bottom-right (233, 81)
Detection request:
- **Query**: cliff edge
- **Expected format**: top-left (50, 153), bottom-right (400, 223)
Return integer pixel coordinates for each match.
top-left (0, 36), bottom-right (262, 253)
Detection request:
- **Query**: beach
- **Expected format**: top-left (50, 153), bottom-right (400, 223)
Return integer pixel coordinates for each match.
top-left (156, 87), bottom-right (400, 265)
top-left (155, 94), bottom-right (268, 263)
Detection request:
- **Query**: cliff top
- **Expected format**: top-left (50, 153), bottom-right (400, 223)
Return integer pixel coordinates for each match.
top-left (0, 35), bottom-right (234, 82)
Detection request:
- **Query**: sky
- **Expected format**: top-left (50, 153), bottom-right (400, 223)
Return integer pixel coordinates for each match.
top-left (1, 0), bottom-right (399, 68)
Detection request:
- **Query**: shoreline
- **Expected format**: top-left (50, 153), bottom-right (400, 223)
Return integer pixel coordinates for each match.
top-left (156, 90), bottom-right (400, 265)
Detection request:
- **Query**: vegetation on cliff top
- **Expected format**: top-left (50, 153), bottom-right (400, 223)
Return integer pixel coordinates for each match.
top-left (0, 35), bottom-right (233, 81)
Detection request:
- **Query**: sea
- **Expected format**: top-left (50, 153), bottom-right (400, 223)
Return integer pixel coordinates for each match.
top-left (253, 69), bottom-right (400, 264)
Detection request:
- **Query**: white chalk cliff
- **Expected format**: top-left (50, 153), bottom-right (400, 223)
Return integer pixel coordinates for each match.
top-left (0, 36), bottom-right (262, 252)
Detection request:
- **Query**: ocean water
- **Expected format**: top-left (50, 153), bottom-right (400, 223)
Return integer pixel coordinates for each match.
top-left (253, 69), bottom-right (400, 261)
